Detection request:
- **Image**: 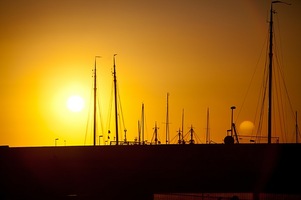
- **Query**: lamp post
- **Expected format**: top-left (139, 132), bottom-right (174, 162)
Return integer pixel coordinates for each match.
top-left (230, 106), bottom-right (236, 137)
top-left (99, 135), bottom-right (103, 146)
top-left (55, 138), bottom-right (59, 146)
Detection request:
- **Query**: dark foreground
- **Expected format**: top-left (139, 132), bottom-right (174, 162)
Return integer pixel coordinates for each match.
top-left (1, 144), bottom-right (301, 200)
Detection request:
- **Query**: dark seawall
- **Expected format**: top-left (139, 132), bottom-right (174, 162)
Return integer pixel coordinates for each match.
top-left (1, 144), bottom-right (301, 199)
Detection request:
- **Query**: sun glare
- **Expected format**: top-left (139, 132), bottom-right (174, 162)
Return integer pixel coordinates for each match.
top-left (67, 95), bottom-right (84, 112)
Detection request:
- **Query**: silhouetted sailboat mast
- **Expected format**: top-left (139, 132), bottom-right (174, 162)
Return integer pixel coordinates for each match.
top-left (296, 112), bottom-right (299, 143)
top-left (267, 1), bottom-right (290, 143)
top-left (93, 56), bottom-right (101, 146)
top-left (165, 92), bottom-right (170, 144)
top-left (90, 54), bottom-right (120, 146)
top-left (113, 54), bottom-right (119, 145)
top-left (141, 103), bottom-right (145, 144)
top-left (206, 107), bottom-right (210, 144)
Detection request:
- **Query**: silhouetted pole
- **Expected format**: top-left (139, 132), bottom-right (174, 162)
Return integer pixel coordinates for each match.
top-left (267, 2), bottom-right (274, 144)
top-left (55, 138), bottom-right (59, 146)
top-left (268, 1), bottom-right (291, 144)
top-left (189, 125), bottom-right (194, 144)
top-left (141, 103), bottom-right (145, 145)
top-left (138, 120), bottom-right (141, 144)
top-left (177, 128), bottom-right (182, 144)
top-left (296, 111), bottom-right (299, 143)
top-left (113, 54), bottom-right (119, 145)
top-left (230, 106), bottom-right (236, 137)
top-left (93, 56), bottom-right (101, 146)
top-left (206, 107), bottom-right (210, 144)
top-left (181, 109), bottom-right (184, 143)
top-left (165, 92), bottom-right (170, 144)
top-left (153, 121), bottom-right (159, 145)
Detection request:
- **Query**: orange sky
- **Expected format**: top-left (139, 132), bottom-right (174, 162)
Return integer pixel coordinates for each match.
top-left (1, 0), bottom-right (301, 147)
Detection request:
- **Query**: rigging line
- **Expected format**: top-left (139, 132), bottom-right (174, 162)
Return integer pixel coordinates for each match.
top-left (273, 20), bottom-right (296, 142)
top-left (97, 95), bottom-right (105, 145)
top-left (255, 51), bottom-right (269, 141)
top-left (151, 122), bottom-right (160, 144)
top-left (273, 68), bottom-right (285, 141)
top-left (117, 84), bottom-right (127, 133)
top-left (274, 13), bottom-right (296, 142)
top-left (255, 25), bottom-right (274, 140)
top-left (277, 67), bottom-right (296, 138)
top-left (144, 109), bottom-right (149, 142)
top-left (185, 126), bottom-right (199, 144)
top-left (183, 127), bottom-right (193, 142)
top-left (275, 58), bottom-right (293, 141)
top-left (140, 103), bottom-right (144, 144)
top-left (275, 37), bottom-right (294, 118)
top-left (117, 112), bottom-right (123, 141)
top-left (170, 130), bottom-right (180, 144)
top-left (138, 120), bottom-right (141, 142)
top-left (275, 13), bottom-right (286, 69)
top-left (106, 81), bottom-right (114, 135)
top-left (94, 63), bottom-right (105, 145)
top-left (192, 128), bottom-right (203, 144)
top-left (235, 31), bottom-right (269, 122)
top-left (296, 115), bottom-right (301, 140)
top-left (255, 30), bottom-right (270, 137)
top-left (85, 76), bottom-right (94, 145)
top-left (254, 56), bottom-right (266, 137)
top-left (276, 56), bottom-right (295, 117)
top-left (274, 64), bottom-right (294, 142)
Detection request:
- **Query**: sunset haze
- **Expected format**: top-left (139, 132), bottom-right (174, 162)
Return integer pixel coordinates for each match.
top-left (1, 0), bottom-right (301, 146)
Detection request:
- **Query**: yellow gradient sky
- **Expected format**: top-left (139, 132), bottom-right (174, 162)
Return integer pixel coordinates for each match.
top-left (1, 0), bottom-right (301, 147)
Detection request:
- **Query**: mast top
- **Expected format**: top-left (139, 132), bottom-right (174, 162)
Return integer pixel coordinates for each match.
top-left (272, 1), bottom-right (291, 5)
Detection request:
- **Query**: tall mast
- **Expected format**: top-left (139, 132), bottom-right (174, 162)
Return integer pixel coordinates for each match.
top-left (189, 125), bottom-right (194, 144)
top-left (153, 121), bottom-right (159, 145)
top-left (165, 92), bottom-right (170, 144)
top-left (296, 111), bottom-right (299, 143)
top-left (181, 109), bottom-right (184, 143)
top-left (93, 56), bottom-right (101, 146)
top-left (268, 1), bottom-right (290, 144)
top-left (141, 103), bottom-right (145, 145)
top-left (138, 120), bottom-right (141, 144)
top-left (267, 2), bottom-right (274, 144)
top-left (206, 107), bottom-right (210, 144)
top-left (113, 54), bottom-right (119, 145)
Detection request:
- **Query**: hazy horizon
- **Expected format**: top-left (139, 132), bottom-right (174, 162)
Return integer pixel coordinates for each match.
top-left (1, 0), bottom-right (301, 147)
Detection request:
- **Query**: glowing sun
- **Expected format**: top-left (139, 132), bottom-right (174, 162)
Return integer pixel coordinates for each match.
top-left (239, 120), bottom-right (255, 135)
top-left (66, 95), bottom-right (84, 112)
